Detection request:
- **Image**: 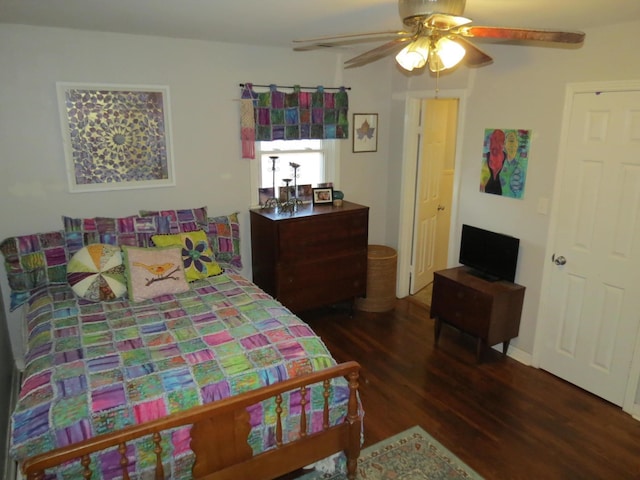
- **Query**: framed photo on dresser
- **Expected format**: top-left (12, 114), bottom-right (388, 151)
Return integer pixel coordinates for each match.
top-left (312, 187), bottom-right (333, 205)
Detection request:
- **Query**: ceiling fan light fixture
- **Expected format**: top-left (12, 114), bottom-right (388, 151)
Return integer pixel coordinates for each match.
top-left (433, 36), bottom-right (465, 70)
top-left (296, 0), bottom-right (583, 71)
top-left (395, 36), bottom-right (431, 71)
top-left (395, 48), bottom-right (426, 71)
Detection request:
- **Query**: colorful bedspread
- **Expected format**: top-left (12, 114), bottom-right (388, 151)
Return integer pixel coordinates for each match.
top-left (11, 269), bottom-right (350, 479)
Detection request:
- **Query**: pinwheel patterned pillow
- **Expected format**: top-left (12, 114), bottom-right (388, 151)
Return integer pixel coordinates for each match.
top-left (67, 244), bottom-right (127, 301)
top-left (151, 230), bottom-right (223, 282)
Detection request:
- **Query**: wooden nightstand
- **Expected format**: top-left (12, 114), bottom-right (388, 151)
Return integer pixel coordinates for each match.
top-left (430, 266), bottom-right (525, 362)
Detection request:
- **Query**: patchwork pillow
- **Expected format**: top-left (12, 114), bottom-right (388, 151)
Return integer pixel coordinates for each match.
top-left (62, 215), bottom-right (171, 255)
top-left (0, 231), bottom-right (69, 310)
top-left (207, 212), bottom-right (242, 268)
top-left (151, 230), bottom-right (223, 282)
top-left (139, 206), bottom-right (208, 234)
top-left (67, 244), bottom-right (127, 302)
top-left (122, 246), bottom-right (190, 302)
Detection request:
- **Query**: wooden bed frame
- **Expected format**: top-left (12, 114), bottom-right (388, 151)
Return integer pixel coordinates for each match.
top-left (21, 361), bottom-right (362, 480)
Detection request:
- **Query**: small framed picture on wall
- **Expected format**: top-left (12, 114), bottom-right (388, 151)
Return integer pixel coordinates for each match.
top-left (353, 113), bottom-right (378, 153)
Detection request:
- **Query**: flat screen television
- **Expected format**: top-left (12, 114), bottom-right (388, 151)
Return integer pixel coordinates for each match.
top-left (459, 224), bottom-right (520, 282)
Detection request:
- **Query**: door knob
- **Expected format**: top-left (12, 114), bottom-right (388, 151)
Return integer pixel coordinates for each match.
top-left (552, 254), bottom-right (567, 266)
top-left (437, 205), bottom-right (445, 211)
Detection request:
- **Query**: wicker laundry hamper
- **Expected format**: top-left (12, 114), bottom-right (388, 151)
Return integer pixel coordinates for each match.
top-left (356, 245), bottom-right (397, 312)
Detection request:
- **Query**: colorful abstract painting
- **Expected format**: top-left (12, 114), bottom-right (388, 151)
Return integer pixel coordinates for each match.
top-left (480, 128), bottom-right (530, 199)
top-left (57, 83), bottom-right (175, 192)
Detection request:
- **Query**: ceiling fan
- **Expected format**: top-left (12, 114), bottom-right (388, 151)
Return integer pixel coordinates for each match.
top-left (293, 0), bottom-right (585, 73)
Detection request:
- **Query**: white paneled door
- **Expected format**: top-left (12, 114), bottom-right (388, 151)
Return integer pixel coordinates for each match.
top-left (540, 86), bottom-right (640, 406)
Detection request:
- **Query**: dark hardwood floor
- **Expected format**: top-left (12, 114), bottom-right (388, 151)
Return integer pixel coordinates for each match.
top-left (295, 297), bottom-right (640, 480)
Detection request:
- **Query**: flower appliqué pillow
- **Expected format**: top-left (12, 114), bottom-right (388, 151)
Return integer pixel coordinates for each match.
top-left (151, 230), bottom-right (222, 282)
top-left (67, 244), bottom-right (127, 302)
top-left (122, 246), bottom-right (190, 302)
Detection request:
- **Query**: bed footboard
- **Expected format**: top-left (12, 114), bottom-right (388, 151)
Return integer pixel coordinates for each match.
top-left (22, 361), bottom-right (362, 480)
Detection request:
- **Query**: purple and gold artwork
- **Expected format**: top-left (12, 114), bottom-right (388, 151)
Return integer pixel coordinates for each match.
top-left (57, 83), bottom-right (175, 192)
top-left (480, 128), bottom-right (530, 199)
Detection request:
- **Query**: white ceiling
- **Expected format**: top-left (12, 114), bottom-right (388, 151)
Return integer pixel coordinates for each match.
top-left (0, 0), bottom-right (638, 48)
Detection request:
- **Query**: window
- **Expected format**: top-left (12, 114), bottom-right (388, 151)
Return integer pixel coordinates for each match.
top-left (250, 139), bottom-right (339, 206)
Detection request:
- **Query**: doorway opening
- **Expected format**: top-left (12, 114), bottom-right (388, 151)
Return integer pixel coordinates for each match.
top-left (397, 92), bottom-right (466, 301)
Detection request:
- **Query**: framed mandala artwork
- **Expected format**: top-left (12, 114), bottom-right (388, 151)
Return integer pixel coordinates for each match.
top-left (57, 83), bottom-right (175, 192)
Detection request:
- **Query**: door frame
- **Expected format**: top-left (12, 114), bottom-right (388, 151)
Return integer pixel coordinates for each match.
top-left (533, 80), bottom-right (640, 418)
top-left (395, 88), bottom-right (468, 298)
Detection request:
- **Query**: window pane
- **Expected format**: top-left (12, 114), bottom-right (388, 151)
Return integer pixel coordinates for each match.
top-left (253, 139), bottom-right (337, 207)
top-left (260, 139), bottom-right (323, 152)
top-left (260, 151), bottom-right (323, 189)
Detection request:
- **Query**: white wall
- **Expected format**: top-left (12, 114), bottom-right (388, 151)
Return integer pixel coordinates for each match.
top-left (0, 24), bottom-right (393, 365)
top-left (341, 60), bottom-right (394, 243)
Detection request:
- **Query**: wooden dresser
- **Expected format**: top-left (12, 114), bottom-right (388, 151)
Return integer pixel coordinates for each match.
top-left (250, 201), bottom-right (369, 313)
top-left (430, 266), bottom-right (525, 362)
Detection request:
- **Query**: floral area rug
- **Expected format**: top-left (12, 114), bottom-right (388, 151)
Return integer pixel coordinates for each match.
top-left (299, 425), bottom-right (483, 479)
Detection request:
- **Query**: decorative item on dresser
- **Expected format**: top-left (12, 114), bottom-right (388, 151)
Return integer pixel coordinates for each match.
top-left (250, 201), bottom-right (369, 313)
top-left (312, 187), bottom-right (334, 205)
top-left (430, 266), bottom-right (525, 363)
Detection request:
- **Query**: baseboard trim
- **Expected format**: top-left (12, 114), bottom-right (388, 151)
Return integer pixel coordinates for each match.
top-left (492, 343), bottom-right (532, 366)
top-left (4, 367), bottom-right (20, 480)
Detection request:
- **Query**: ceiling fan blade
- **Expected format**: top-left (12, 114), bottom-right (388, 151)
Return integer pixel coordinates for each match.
top-left (293, 30), bottom-right (413, 50)
top-left (459, 26), bottom-right (585, 44)
top-left (344, 37), bottom-right (413, 68)
top-left (454, 37), bottom-right (493, 67)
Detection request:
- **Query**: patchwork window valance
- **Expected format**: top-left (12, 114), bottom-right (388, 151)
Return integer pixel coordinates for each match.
top-left (240, 83), bottom-right (349, 159)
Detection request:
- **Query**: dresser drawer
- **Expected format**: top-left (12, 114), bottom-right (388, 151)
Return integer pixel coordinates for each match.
top-left (278, 211), bottom-right (368, 262)
top-left (276, 253), bottom-right (367, 311)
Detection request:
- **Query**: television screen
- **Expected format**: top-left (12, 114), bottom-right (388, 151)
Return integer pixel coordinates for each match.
top-left (459, 224), bottom-right (520, 282)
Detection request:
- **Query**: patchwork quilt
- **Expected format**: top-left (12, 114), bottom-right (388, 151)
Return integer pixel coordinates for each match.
top-left (11, 269), bottom-right (350, 479)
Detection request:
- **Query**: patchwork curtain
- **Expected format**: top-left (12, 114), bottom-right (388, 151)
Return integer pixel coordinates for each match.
top-left (240, 83), bottom-right (349, 159)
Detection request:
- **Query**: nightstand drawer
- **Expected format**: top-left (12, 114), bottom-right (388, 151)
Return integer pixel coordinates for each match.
top-left (433, 277), bottom-right (491, 335)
